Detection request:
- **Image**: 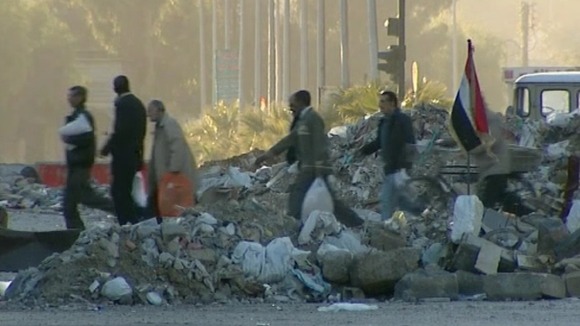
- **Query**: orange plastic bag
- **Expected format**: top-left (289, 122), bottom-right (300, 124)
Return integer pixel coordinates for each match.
top-left (157, 172), bottom-right (195, 217)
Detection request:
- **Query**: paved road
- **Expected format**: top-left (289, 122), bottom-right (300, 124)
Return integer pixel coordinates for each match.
top-left (2, 300), bottom-right (580, 326)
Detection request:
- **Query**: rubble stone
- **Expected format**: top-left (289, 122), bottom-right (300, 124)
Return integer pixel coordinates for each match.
top-left (538, 218), bottom-right (569, 255)
top-left (483, 273), bottom-right (566, 300)
top-left (564, 271), bottom-right (580, 297)
top-left (555, 228), bottom-right (580, 260)
top-left (350, 248), bottom-right (420, 295)
top-left (319, 250), bottom-right (353, 284)
top-left (101, 277), bottom-right (133, 301)
top-left (394, 269), bottom-right (459, 301)
top-left (450, 235), bottom-right (516, 274)
top-left (366, 228), bottom-right (406, 252)
top-left (161, 222), bottom-right (187, 243)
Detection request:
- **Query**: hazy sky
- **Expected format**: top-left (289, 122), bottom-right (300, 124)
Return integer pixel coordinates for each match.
top-left (457, 0), bottom-right (579, 66)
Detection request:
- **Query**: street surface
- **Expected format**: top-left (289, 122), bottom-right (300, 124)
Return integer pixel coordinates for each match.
top-left (2, 300), bottom-right (580, 326)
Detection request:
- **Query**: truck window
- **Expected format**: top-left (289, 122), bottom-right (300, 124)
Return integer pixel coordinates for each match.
top-left (541, 90), bottom-right (570, 116)
top-left (516, 87), bottom-right (530, 116)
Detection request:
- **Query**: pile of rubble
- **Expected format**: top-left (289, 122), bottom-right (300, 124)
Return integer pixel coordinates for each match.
top-left (5, 104), bottom-right (580, 306)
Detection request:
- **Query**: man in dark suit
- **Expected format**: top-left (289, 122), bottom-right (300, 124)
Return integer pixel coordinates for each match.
top-left (100, 76), bottom-right (147, 225)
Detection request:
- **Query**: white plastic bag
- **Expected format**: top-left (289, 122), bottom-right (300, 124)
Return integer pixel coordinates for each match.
top-left (393, 169), bottom-right (410, 188)
top-left (132, 171), bottom-right (147, 208)
top-left (450, 195), bottom-right (484, 243)
top-left (301, 177), bottom-right (334, 221)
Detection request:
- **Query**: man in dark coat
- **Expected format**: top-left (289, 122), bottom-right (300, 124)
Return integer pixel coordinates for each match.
top-left (59, 86), bottom-right (114, 229)
top-left (359, 90), bottom-right (416, 220)
top-left (255, 90), bottom-right (363, 227)
top-left (100, 76), bottom-right (147, 225)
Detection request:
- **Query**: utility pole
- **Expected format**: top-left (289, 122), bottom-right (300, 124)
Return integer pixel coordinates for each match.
top-left (282, 0), bottom-right (290, 100)
top-left (254, 0), bottom-right (262, 108)
top-left (300, 0), bottom-right (308, 88)
top-left (398, 0), bottom-right (406, 100)
top-left (367, 0), bottom-right (379, 82)
top-left (521, 1), bottom-right (529, 67)
top-left (198, 0), bottom-right (207, 110)
top-left (268, 0), bottom-right (275, 108)
top-left (317, 0), bottom-right (325, 105)
top-left (212, 0), bottom-right (217, 107)
top-left (238, 0), bottom-right (246, 107)
top-left (339, 0), bottom-right (350, 88)
top-left (224, 0), bottom-right (231, 49)
top-left (452, 0), bottom-right (458, 92)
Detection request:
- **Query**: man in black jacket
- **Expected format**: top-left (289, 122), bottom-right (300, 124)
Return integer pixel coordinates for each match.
top-left (59, 86), bottom-right (114, 229)
top-left (100, 76), bottom-right (147, 225)
top-left (359, 90), bottom-right (416, 221)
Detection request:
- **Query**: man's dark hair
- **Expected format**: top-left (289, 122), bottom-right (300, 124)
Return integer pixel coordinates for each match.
top-left (294, 90), bottom-right (311, 106)
top-left (113, 75), bottom-right (130, 94)
top-left (69, 85), bottom-right (88, 104)
top-left (379, 90), bottom-right (398, 107)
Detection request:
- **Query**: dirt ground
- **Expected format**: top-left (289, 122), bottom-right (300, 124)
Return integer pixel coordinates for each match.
top-left (2, 300), bottom-right (580, 326)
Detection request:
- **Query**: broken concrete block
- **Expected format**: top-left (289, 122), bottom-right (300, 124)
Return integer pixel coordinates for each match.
top-left (449, 234), bottom-right (516, 273)
top-left (101, 277), bottom-right (133, 301)
top-left (564, 271), bottom-right (580, 297)
top-left (483, 273), bottom-right (566, 301)
top-left (456, 271), bottom-right (484, 296)
top-left (394, 269), bottom-right (459, 301)
top-left (555, 228), bottom-right (580, 260)
top-left (319, 250), bottom-right (353, 284)
top-left (161, 222), bottom-right (187, 243)
top-left (475, 240), bottom-right (503, 275)
top-left (538, 218), bottom-right (569, 255)
top-left (350, 248), bottom-right (420, 295)
top-left (366, 228), bottom-right (406, 252)
top-left (516, 255), bottom-right (545, 272)
top-left (421, 243), bottom-right (447, 267)
top-left (482, 209), bottom-right (511, 233)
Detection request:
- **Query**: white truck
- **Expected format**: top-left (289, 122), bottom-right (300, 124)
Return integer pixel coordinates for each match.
top-left (503, 67), bottom-right (580, 120)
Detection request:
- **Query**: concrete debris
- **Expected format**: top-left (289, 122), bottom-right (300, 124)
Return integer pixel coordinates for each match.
top-left (9, 104), bottom-right (580, 305)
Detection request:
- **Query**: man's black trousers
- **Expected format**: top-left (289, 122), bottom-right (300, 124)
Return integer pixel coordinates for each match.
top-left (63, 166), bottom-right (115, 229)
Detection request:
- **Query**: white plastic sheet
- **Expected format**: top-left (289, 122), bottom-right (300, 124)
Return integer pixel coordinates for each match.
top-left (566, 200), bottom-right (580, 233)
top-left (450, 195), bottom-right (484, 243)
top-left (231, 237), bottom-right (310, 284)
top-left (301, 177), bottom-right (334, 221)
top-left (298, 210), bottom-right (342, 245)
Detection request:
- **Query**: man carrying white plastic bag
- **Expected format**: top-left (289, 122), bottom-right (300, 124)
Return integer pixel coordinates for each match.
top-left (358, 90), bottom-right (415, 221)
top-left (255, 90), bottom-right (363, 227)
top-left (132, 170), bottom-right (147, 208)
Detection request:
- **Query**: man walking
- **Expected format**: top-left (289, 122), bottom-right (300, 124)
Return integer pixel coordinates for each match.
top-left (146, 99), bottom-right (199, 224)
top-left (255, 90), bottom-right (363, 227)
top-left (359, 90), bottom-right (416, 221)
top-left (100, 76), bottom-right (147, 225)
top-left (59, 86), bottom-right (115, 229)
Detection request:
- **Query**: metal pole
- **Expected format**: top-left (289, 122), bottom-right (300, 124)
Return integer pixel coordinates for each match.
top-left (367, 0), bottom-right (378, 82)
top-left (282, 0), bottom-right (290, 100)
top-left (212, 0), bottom-right (218, 107)
top-left (238, 0), bottom-right (246, 107)
top-left (254, 0), bottom-right (262, 108)
top-left (199, 0), bottom-right (207, 110)
top-left (452, 0), bottom-right (458, 92)
top-left (398, 0), bottom-right (406, 101)
top-left (339, 0), bottom-right (350, 88)
top-left (467, 153), bottom-right (471, 195)
top-left (317, 0), bottom-right (325, 103)
top-left (300, 0), bottom-right (308, 88)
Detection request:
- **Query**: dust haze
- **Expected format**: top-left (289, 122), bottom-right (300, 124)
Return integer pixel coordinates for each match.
top-left (1, 0), bottom-right (578, 164)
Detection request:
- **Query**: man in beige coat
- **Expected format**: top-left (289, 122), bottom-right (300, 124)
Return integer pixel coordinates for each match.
top-left (146, 100), bottom-right (199, 223)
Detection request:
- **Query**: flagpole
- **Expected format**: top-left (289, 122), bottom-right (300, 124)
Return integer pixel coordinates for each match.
top-left (466, 39), bottom-right (472, 196)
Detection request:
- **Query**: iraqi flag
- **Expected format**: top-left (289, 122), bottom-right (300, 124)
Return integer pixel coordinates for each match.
top-left (449, 40), bottom-right (490, 152)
